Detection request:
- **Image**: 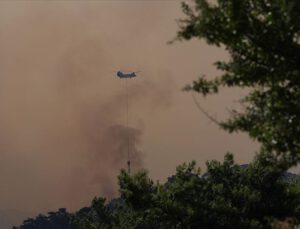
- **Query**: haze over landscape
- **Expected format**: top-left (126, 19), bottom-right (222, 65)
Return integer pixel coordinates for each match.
top-left (0, 1), bottom-right (266, 228)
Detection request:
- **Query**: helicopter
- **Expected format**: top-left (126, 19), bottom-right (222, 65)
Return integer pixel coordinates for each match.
top-left (116, 71), bottom-right (140, 79)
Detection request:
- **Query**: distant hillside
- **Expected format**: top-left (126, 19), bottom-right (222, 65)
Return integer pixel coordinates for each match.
top-left (12, 208), bottom-right (72, 229)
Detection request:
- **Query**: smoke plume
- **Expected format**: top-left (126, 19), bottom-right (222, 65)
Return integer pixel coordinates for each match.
top-left (0, 2), bottom-right (174, 227)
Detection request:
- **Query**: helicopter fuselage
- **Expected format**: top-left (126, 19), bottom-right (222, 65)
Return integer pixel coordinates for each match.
top-left (117, 71), bottom-right (137, 78)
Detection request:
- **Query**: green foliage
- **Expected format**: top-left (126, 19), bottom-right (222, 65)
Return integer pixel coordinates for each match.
top-left (118, 169), bottom-right (158, 211)
top-left (72, 155), bottom-right (300, 229)
top-left (71, 198), bottom-right (112, 229)
top-left (177, 0), bottom-right (300, 168)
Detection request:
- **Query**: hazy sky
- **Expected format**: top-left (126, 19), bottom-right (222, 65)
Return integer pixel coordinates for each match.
top-left (0, 0), bottom-right (268, 227)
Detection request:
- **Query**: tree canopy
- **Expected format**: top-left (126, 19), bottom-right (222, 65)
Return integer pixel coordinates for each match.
top-left (178, 0), bottom-right (300, 169)
top-left (14, 208), bottom-right (71, 229)
top-left (71, 156), bottom-right (300, 229)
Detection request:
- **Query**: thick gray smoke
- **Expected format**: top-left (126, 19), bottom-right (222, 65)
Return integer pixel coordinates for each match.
top-left (0, 2), bottom-right (175, 227)
top-left (89, 124), bottom-right (143, 197)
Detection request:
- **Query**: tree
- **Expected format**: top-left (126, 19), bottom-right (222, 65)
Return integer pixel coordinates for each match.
top-left (177, 0), bottom-right (300, 169)
top-left (15, 208), bottom-right (71, 229)
top-left (72, 155), bottom-right (300, 229)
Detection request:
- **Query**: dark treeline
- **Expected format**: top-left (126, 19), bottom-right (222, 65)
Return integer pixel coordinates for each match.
top-left (13, 208), bottom-right (71, 229)
top-left (15, 165), bottom-right (300, 229)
